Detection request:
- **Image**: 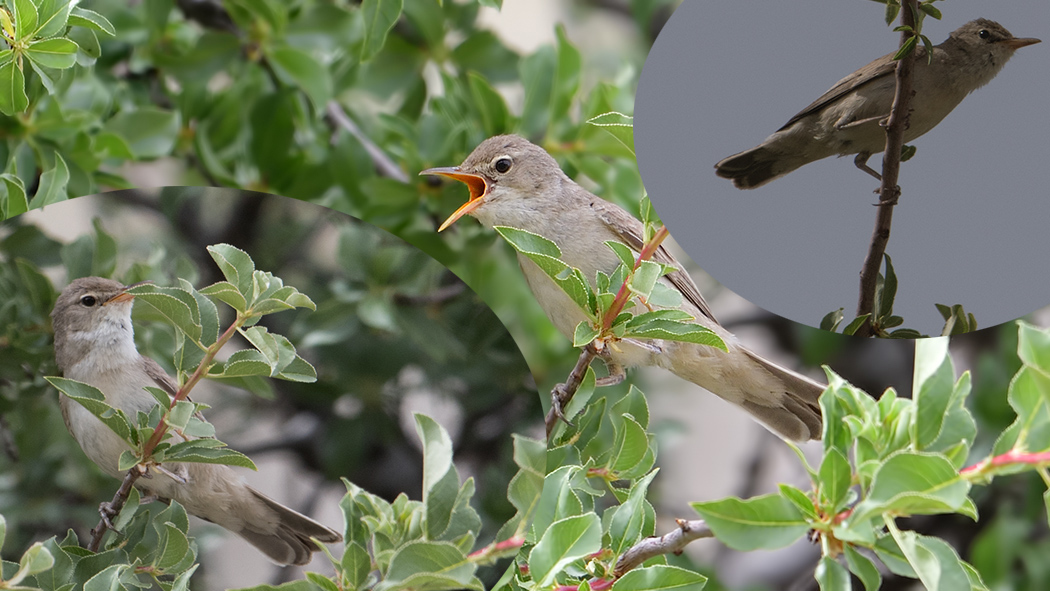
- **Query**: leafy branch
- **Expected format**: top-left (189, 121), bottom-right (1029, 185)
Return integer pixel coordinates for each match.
top-left (854, 0), bottom-right (944, 337)
top-left (47, 243), bottom-right (317, 550)
top-left (824, 253), bottom-right (976, 337)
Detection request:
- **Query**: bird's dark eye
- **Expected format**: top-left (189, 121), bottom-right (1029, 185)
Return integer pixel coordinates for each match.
top-left (494, 157), bottom-right (512, 173)
top-left (978, 29), bottom-right (990, 39)
top-left (80, 295), bottom-right (97, 307)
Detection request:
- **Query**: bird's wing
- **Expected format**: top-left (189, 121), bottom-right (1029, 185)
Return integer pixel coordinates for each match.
top-left (779, 49), bottom-right (907, 131)
top-left (142, 356), bottom-right (179, 397)
top-left (592, 199), bottom-right (718, 324)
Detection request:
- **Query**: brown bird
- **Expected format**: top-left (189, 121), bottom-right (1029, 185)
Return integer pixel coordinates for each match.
top-left (52, 277), bottom-right (342, 565)
top-left (423, 135), bottom-right (826, 440)
top-left (715, 19), bottom-right (1040, 189)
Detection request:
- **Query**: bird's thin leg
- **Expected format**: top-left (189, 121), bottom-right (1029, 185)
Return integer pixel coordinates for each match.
top-left (97, 501), bottom-right (123, 534)
top-left (595, 361), bottom-right (626, 387)
top-left (854, 152), bottom-right (882, 181)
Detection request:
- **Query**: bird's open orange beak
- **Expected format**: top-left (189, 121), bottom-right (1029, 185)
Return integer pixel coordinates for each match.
top-left (105, 280), bottom-right (153, 305)
top-left (1005, 37), bottom-right (1041, 50)
top-left (419, 167), bottom-right (490, 232)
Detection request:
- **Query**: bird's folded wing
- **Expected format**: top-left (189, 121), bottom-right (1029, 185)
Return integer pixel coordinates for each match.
top-left (593, 200), bottom-right (718, 324)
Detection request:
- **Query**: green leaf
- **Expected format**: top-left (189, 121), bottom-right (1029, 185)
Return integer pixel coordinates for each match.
top-left (29, 153), bottom-right (70, 208)
top-left (0, 53), bottom-right (23, 116)
top-left (818, 448), bottom-right (851, 512)
top-left (379, 541), bottom-right (479, 591)
top-left (913, 337), bottom-right (954, 448)
top-left (199, 281), bottom-right (248, 313)
top-left (849, 452), bottom-right (969, 523)
top-left (155, 523), bottom-right (190, 570)
top-left (844, 545), bottom-right (882, 591)
top-left (573, 321), bottom-right (600, 347)
top-left (360, 0), bottom-right (403, 62)
top-left (495, 226), bottom-right (594, 314)
top-left (104, 108), bottom-right (180, 159)
top-left (611, 564), bottom-right (707, 591)
top-left (820, 308), bottom-right (844, 332)
top-left (163, 440), bottom-right (257, 470)
top-left (207, 244), bottom-right (256, 297)
top-left (68, 7), bottom-right (115, 36)
top-left (416, 414), bottom-right (454, 504)
top-left (610, 414), bottom-right (649, 475)
top-left (605, 240), bottom-right (636, 269)
top-left (12, 0), bottom-right (37, 41)
top-left (46, 377), bottom-right (134, 446)
top-left (622, 318), bottom-right (727, 350)
top-left (25, 38), bottom-right (79, 69)
top-left (83, 564), bottom-right (129, 591)
top-left (893, 34), bottom-right (919, 61)
top-left (267, 45), bottom-right (331, 109)
top-left (19, 542), bottom-right (54, 577)
top-left (1018, 321), bottom-right (1050, 374)
top-left (842, 314), bottom-right (870, 335)
top-left (467, 71), bottom-right (510, 135)
top-left (608, 470), bottom-right (658, 556)
top-left (691, 493), bottom-right (808, 551)
top-left (878, 253), bottom-right (897, 319)
top-left (888, 525), bottom-right (973, 591)
top-left (814, 556), bottom-right (850, 591)
top-left (549, 25), bottom-right (581, 123)
top-left (587, 112), bottom-right (635, 157)
top-left (1, 173), bottom-right (28, 218)
top-left (126, 284), bottom-right (203, 344)
top-left (528, 513), bottom-right (602, 587)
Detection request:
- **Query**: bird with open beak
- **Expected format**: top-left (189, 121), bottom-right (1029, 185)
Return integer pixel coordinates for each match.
top-left (422, 135), bottom-right (827, 441)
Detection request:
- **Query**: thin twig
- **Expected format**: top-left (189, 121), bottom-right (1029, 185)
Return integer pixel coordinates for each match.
top-left (545, 344), bottom-right (599, 438)
top-left (612, 519), bottom-right (714, 577)
top-left (88, 465), bottom-right (147, 552)
top-left (325, 101), bottom-right (409, 183)
top-left (855, 1), bottom-right (918, 337)
top-left (88, 319), bottom-right (243, 547)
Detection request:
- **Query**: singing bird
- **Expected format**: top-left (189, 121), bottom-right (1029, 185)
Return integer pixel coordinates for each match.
top-left (423, 135), bottom-right (827, 441)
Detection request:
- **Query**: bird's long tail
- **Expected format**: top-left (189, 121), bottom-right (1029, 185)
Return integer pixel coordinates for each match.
top-left (714, 146), bottom-right (807, 190)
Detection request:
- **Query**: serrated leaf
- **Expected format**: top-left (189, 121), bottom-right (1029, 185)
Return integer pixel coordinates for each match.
top-left (25, 38), bottom-right (79, 69)
top-left (622, 319), bottom-right (727, 350)
top-left (611, 564), bottom-right (706, 591)
top-left (163, 440), bottom-right (257, 470)
top-left (691, 493), bottom-right (808, 551)
top-left (207, 244), bottom-right (256, 297)
top-left (46, 377), bottom-right (135, 446)
top-left (528, 513), bottom-right (602, 587)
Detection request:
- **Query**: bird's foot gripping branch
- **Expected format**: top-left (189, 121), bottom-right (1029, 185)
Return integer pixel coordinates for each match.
top-left (493, 197), bottom-right (727, 438)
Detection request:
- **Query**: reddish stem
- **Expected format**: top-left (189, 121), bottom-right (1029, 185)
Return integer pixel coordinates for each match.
top-left (599, 226), bottom-right (670, 331)
top-left (961, 450), bottom-right (1050, 475)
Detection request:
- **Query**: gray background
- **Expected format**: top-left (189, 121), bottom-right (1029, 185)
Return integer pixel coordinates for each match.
top-left (636, 0), bottom-right (1049, 334)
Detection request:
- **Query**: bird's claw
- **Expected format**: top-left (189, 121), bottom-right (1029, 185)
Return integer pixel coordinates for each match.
top-left (97, 501), bottom-right (123, 535)
top-left (550, 384), bottom-right (576, 428)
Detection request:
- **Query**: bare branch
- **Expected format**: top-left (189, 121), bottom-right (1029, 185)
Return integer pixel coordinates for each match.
top-left (613, 519), bottom-right (714, 577)
top-left (545, 343), bottom-right (600, 438)
top-left (855, 0), bottom-right (918, 337)
top-left (88, 465), bottom-right (147, 552)
top-left (325, 101), bottom-right (410, 183)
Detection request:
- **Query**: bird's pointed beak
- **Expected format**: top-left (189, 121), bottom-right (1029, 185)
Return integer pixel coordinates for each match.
top-left (105, 280), bottom-right (153, 305)
top-left (1005, 36), bottom-right (1041, 50)
top-left (419, 166), bottom-right (490, 232)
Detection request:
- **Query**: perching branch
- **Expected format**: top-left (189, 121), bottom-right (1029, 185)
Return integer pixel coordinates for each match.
top-left (88, 316), bottom-right (244, 549)
top-left (544, 227), bottom-right (671, 439)
top-left (613, 519), bottom-right (714, 578)
top-left (855, 0), bottom-right (918, 337)
top-left (325, 101), bottom-right (410, 183)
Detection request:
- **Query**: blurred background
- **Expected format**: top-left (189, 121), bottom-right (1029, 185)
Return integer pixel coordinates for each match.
top-left (0, 0), bottom-right (1047, 589)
